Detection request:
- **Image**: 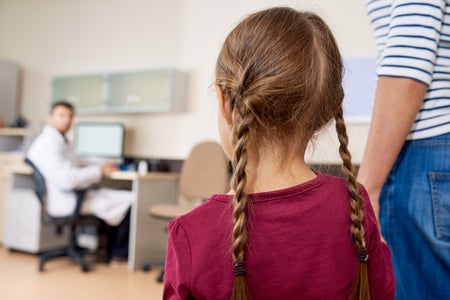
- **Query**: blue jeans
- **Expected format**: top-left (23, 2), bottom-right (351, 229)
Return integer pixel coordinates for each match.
top-left (380, 133), bottom-right (450, 300)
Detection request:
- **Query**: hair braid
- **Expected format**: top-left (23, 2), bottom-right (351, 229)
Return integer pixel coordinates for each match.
top-left (230, 96), bottom-right (253, 300)
top-left (214, 7), bottom-right (367, 299)
top-left (334, 108), bottom-right (370, 300)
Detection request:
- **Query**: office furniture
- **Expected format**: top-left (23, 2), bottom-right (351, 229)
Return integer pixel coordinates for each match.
top-left (52, 69), bottom-right (186, 114)
top-left (25, 158), bottom-right (103, 272)
top-left (3, 168), bottom-right (70, 253)
top-left (4, 167), bottom-right (179, 271)
top-left (0, 128), bottom-right (38, 244)
top-left (0, 59), bottom-right (19, 126)
top-left (106, 171), bottom-right (179, 271)
top-left (142, 141), bottom-right (230, 281)
top-left (52, 74), bottom-right (103, 111)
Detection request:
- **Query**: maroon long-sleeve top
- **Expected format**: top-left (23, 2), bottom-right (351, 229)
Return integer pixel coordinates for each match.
top-left (163, 173), bottom-right (395, 300)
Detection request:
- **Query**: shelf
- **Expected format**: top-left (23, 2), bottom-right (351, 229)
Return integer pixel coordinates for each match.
top-left (0, 128), bottom-right (39, 136)
top-left (0, 128), bottom-right (39, 153)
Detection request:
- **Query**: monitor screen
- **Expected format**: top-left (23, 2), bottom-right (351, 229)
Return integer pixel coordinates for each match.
top-left (74, 122), bottom-right (125, 159)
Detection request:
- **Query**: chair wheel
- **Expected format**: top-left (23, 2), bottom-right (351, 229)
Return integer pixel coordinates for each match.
top-left (157, 270), bottom-right (164, 283)
top-left (81, 264), bottom-right (90, 272)
top-left (142, 264), bottom-right (151, 272)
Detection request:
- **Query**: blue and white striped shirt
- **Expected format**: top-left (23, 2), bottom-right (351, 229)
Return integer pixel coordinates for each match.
top-left (366, 0), bottom-right (450, 139)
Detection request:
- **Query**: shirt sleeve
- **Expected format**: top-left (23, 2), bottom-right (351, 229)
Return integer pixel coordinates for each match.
top-left (27, 132), bottom-right (102, 190)
top-left (51, 147), bottom-right (102, 190)
top-left (377, 0), bottom-right (446, 85)
top-left (163, 219), bottom-right (192, 300)
top-left (360, 186), bottom-right (396, 299)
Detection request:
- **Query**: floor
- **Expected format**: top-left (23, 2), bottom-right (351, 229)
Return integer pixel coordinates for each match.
top-left (0, 246), bottom-right (164, 300)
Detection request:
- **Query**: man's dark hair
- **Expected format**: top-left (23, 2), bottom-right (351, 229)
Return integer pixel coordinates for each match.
top-left (51, 100), bottom-right (74, 114)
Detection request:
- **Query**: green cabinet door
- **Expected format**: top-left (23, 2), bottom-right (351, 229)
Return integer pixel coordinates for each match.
top-left (51, 69), bottom-right (185, 114)
top-left (52, 74), bottom-right (104, 113)
top-left (106, 69), bottom-right (185, 113)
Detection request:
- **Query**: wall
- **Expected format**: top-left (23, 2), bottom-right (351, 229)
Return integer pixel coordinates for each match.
top-left (0, 59), bottom-right (20, 125)
top-left (0, 0), bottom-right (376, 163)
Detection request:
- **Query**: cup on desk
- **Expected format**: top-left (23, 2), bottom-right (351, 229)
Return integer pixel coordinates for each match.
top-left (137, 160), bottom-right (148, 175)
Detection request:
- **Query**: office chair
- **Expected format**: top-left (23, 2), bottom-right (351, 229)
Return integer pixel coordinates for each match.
top-left (25, 158), bottom-right (103, 272)
top-left (141, 141), bottom-right (230, 282)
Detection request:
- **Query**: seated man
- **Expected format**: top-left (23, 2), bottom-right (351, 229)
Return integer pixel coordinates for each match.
top-left (27, 101), bottom-right (133, 260)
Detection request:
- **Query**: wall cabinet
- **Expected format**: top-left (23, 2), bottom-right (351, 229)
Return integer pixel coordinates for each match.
top-left (52, 69), bottom-right (186, 114)
top-left (52, 74), bottom-right (104, 111)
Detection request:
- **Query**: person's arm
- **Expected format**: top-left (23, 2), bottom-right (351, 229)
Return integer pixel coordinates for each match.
top-left (358, 0), bottom-right (446, 223)
top-left (163, 219), bottom-right (192, 300)
top-left (357, 76), bottom-right (427, 223)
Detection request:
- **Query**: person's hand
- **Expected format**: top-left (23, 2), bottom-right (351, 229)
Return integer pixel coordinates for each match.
top-left (100, 162), bottom-right (118, 176)
top-left (366, 188), bottom-right (387, 244)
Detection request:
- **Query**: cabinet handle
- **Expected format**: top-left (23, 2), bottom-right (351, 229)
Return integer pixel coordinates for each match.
top-left (126, 95), bottom-right (141, 104)
top-left (67, 95), bottom-right (80, 103)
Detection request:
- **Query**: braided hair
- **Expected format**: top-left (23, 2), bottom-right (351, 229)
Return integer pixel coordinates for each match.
top-left (215, 7), bottom-right (370, 300)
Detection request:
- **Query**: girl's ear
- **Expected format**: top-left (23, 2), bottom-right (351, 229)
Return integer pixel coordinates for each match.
top-left (215, 85), bottom-right (233, 125)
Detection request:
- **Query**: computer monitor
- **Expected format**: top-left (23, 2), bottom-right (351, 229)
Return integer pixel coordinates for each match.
top-left (74, 122), bottom-right (125, 159)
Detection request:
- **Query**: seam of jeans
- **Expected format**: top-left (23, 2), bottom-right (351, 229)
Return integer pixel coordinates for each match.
top-left (428, 172), bottom-right (450, 242)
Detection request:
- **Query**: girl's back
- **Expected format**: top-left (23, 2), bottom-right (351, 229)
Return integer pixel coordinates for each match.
top-left (163, 6), bottom-right (395, 299)
top-left (164, 173), bottom-right (394, 299)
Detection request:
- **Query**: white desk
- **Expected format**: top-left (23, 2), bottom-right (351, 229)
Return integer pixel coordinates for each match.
top-left (106, 171), bottom-right (179, 271)
top-left (4, 167), bottom-right (179, 271)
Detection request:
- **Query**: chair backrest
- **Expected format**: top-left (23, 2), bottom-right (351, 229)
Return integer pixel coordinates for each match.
top-left (179, 141), bottom-right (230, 202)
top-left (25, 158), bottom-right (85, 223)
top-left (25, 158), bottom-right (47, 207)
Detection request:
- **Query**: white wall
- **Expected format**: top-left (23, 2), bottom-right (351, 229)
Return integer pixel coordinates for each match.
top-left (0, 0), bottom-right (376, 163)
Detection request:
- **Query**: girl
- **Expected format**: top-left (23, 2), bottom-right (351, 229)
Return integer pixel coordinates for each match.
top-left (163, 7), bottom-right (395, 300)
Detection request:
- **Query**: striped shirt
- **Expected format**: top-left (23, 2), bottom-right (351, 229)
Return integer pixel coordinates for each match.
top-left (366, 0), bottom-right (450, 139)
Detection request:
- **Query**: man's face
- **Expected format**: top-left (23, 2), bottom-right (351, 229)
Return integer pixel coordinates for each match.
top-left (48, 105), bottom-right (74, 134)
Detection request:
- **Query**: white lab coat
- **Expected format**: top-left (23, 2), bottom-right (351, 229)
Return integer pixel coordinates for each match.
top-left (26, 126), bottom-right (132, 226)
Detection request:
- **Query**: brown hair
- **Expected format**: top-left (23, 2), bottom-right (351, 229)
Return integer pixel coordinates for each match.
top-left (215, 7), bottom-right (370, 300)
top-left (50, 100), bottom-right (74, 114)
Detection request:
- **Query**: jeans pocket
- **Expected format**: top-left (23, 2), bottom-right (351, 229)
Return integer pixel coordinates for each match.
top-left (429, 172), bottom-right (450, 242)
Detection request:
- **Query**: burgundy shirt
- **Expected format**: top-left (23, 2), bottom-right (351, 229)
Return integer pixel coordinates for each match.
top-left (163, 173), bottom-right (395, 299)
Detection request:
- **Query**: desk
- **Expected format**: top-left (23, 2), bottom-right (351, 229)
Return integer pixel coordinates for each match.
top-left (107, 171), bottom-right (179, 271)
top-left (4, 167), bottom-right (179, 271)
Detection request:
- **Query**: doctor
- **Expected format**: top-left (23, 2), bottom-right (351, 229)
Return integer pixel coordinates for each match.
top-left (27, 101), bottom-right (132, 260)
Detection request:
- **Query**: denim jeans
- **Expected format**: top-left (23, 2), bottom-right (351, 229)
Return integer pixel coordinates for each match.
top-left (380, 132), bottom-right (450, 300)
